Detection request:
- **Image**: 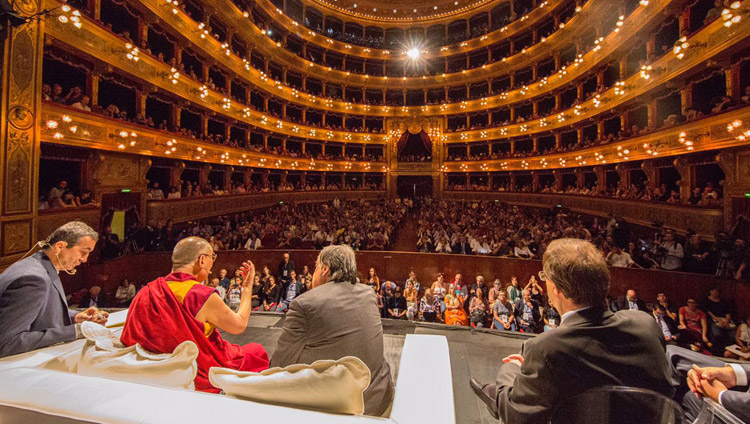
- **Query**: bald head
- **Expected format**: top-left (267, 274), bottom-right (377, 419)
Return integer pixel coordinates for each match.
top-left (172, 237), bottom-right (213, 269)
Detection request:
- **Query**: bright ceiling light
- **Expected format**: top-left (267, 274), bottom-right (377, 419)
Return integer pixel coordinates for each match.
top-left (407, 48), bottom-right (420, 59)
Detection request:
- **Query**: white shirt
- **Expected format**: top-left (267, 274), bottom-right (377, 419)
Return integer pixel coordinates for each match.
top-left (607, 251), bottom-right (634, 267)
top-left (244, 238), bottom-right (261, 250)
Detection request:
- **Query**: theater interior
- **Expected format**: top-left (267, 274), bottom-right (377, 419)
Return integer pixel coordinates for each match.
top-left (1, 0), bottom-right (750, 421)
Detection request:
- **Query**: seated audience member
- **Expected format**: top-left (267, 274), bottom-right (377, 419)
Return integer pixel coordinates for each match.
top-left (387, 287), bottom-right (408, 320)
top-left (444, 285), bottom-right (469, 326)
top-left (217, 268), bottom-right (231, 292)
top-left (78, 285), bottom-right (108, 308)
top-left (260, 275), bottom-right (281, 311)
top-left (147, 182), bottom-right (165, 200)
top-left (469, 287), bottom-right (490, 328)
top-left (420, 289), bottom-right (440, 322)
top-left (250, 275), bottom-right (262, 309)
top-left (0, 222), bottom-right (107, 358)
top-left (208, 277), bottom-right (226, 300)
top-left (121, 237), bottom-right (269, 393)
top-left (488, 279), bottom-right (502, 304)
top-left (606, 245), bottom-right (635, 267)
top-left (514, 289), bottom-right (540, 333)
top-left (724, 316), bottom-right (750, 360)
top-left (276, 270), bottom-right (302, 312)
top-left (115, 278), bottom-right (136, 306)
top-left (542, 298), bottom-right (560, 332)
top-left (227, 281), bottom-right (242, 312)
top-left (700, 287), bottom-right (736, 348)
top-left (656, 292), bottom-right (679, 322)
top-left (616, 289), bottom-right (649, 312)
top-left (470, 238), bottom-right (674, 423)
top-left (667, 345), bottom-right (750, 422)
top-left (678, 298), bottom-right (712, 349)
top-left (271, 245), bottom-right (394, 416)
top-left (492, 291), bottom-right (515, 331)
top-left (506, 276), bottom-right (522, 303)
top-left (656, 231), bottom-right (684, 270)
top-left (365, 267), bottom-right (380, 291)
top-left (653, 304), bottom-right (679, 343)
top-left (404, 280), bottom-right (419, 321)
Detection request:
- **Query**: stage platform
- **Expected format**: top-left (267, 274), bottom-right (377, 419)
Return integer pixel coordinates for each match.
top-left (222, 313), bottom-right (532, 424)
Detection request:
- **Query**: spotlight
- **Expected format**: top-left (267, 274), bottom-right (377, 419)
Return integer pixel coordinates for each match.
top-left (406, 48), bottom-right (420, 59)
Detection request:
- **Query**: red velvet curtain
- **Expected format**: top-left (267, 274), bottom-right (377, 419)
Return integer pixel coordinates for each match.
top-left (397, 130), bottom-right (432, 154)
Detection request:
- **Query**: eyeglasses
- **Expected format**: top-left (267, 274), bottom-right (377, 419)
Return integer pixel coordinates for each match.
top-left (200, 252), bottom-right (217, 261)
top-left (538, 271), bottom-right (547, 281)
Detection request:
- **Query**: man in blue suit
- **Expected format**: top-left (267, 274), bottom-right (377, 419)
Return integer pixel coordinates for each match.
top-left (0, 221), bottom-right (108, 358)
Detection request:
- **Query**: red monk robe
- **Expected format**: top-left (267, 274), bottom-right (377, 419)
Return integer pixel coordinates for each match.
top-left (122, 272), bottom-right (269, 392)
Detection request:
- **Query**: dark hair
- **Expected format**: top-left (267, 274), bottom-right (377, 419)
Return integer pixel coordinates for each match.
top-left (45, 221), bottom-right (99, 247)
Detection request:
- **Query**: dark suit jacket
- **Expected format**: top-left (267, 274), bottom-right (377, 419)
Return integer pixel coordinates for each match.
top-left (615, 296), bottom-right (650, 313)
top-left (492, 308), bottom-right (673, 424)
top-left (0, 251), bottom-right (78, 357)
top-left (667, 345), bottom-right (750, 422)
top-left (271, 281), bottom-right (394, 416)
top-left (78, 292), bottom-right (109, 309)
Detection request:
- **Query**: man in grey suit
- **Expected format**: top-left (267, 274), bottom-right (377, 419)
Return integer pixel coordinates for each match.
top-left (271, 244), bottom-right (394, 416)
top-left (470, 238), bottom-right (674, 424)
top-left (667, 344), bottom-right (750, 422)
top-left (0, 221), bottom-right (108, 358)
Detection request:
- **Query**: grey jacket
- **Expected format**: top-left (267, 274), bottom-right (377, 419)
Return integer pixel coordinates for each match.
top-left (271, 281), bottom-right (394, 416)
top-left (492, 308), bottom-right (674, 424)
top-left (0, 251), bottom-right (77, 358)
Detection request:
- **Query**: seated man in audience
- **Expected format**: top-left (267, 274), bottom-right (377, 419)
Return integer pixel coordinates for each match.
top-left (122, 237), bottom-right (269, 393)
top-left (272, 245), bottom-right (394, 416)
top-left (0, 221), bottom-right (107, 358)
top-left (667, 345), bottom-right (750, 422)
top-left (615, 289), bottom-right (649, 312)
top-left (470, 238), bottom-right (673, 423)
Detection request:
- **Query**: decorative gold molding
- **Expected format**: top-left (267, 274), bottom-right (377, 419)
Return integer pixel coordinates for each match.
top-left (252, 0), bottom-right (570, 56)
top-left (41, 103), bottom-right (387, 172)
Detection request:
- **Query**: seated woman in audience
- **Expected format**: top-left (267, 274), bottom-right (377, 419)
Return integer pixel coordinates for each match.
top-left (374, 285), bottom-right (385, 318)
top-left (260, 276), bottom-right (280, 311)
top-left (405, 270), bottom-right (420, 293)
top-left (250, 274), bottom-right (262, 309)
top-left (444, 284), bottom-right (469, 326)
top-left (114, 278), bottom-right (136, 307)
top-left (543, 298), bottom-right (560, 332)
top-left (299, 265), bottom-right (313, 293)
top-left (492, 291), bottom-right (515, 331)
top-left (469, 287), bottom-right (489, 328)
top-left (431, 273), bottom-right (448, 314)
top-left (506, 276), bottom-right (522, 303)
top-left (420, 289), bottom-right (440, 322)
top-left (404, 280), bottom-right (419, 321)
top-left (365, 267), bottom-right (380, 291)
top-left (122, 237), bottom-right (269, 393)
top-left (488, 279), bottom-right (502, 304)
top-left (724, 316), bottom-right (750, 360)
top-left (259, 266), bottom-right (272, 286)
top-left (678, 298), bottom-right (712, 350)
top-left (525, 275), bottom-right (545, 306)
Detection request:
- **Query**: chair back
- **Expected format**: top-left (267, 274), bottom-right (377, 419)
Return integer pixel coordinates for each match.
top-left (549, 385), bottom-right (684, 424)
top-left (692, 398), bottom-right (745, 424)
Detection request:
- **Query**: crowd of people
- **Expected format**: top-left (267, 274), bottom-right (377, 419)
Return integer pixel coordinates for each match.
top-left (414, 199), bottom-right (749, 277)
top-left (38, 180), bottom-right (98, 210)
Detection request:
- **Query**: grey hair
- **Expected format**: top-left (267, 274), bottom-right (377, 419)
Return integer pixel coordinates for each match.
top-left (172, 237), bottom-right (212, 269)
top-left (45, 221), bottom-right (99, 247)
top-left (542, 238), bottom-right (609, 308)
top-left (317, 244), bottom-right (358, 284)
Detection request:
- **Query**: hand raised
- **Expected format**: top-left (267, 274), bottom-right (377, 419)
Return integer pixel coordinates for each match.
top-left (238, 260), bottom-right (256, 288)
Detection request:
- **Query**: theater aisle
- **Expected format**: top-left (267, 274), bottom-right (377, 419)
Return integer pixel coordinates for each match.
top-left (392, 214), bottom-right (419, 252)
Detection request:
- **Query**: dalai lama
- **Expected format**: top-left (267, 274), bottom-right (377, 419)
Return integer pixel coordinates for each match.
top-left (122, 237), bottom-right (268, 392)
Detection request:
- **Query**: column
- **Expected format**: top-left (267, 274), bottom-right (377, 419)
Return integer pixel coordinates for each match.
top-left (0, 2), bottom-right (45, 266)
top-left (553, 169), bottom-right (563, 191)
top-left (170, 162), bottom-right (186, 188)
top-left (198, 164), bottom-right (212, 188)
top-left (614, 164), bottom-right (630, 190)
top-left (593, 166), bottom-right (605, 193)
top-left (223, 167), bottom-right (233, 190)
top-left (641, 160), bottom-right (658, 190)
top-left (673, 157), bottom-right (694, 204)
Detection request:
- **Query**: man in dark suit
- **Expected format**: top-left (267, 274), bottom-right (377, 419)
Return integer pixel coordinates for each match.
top-left (667, 345), bottom-right (750, 422)
top-left (277, 252), bottom-right (295, 283)
top-left (272, 245), bottom-right (394, 416)
top-left (0, 222), bottom-right (108, 358)
top-left (78, 285), bottom-right (109, 309)
top-left (615, 288), bottom-right (650, 313)
top-left (470, 238), bottom-right (673, 424)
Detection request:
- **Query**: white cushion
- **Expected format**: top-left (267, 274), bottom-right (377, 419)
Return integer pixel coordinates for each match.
top-left (42, 322), bottom-right (199, 390)
top-left (210, 356), bottom-right (371, 415)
